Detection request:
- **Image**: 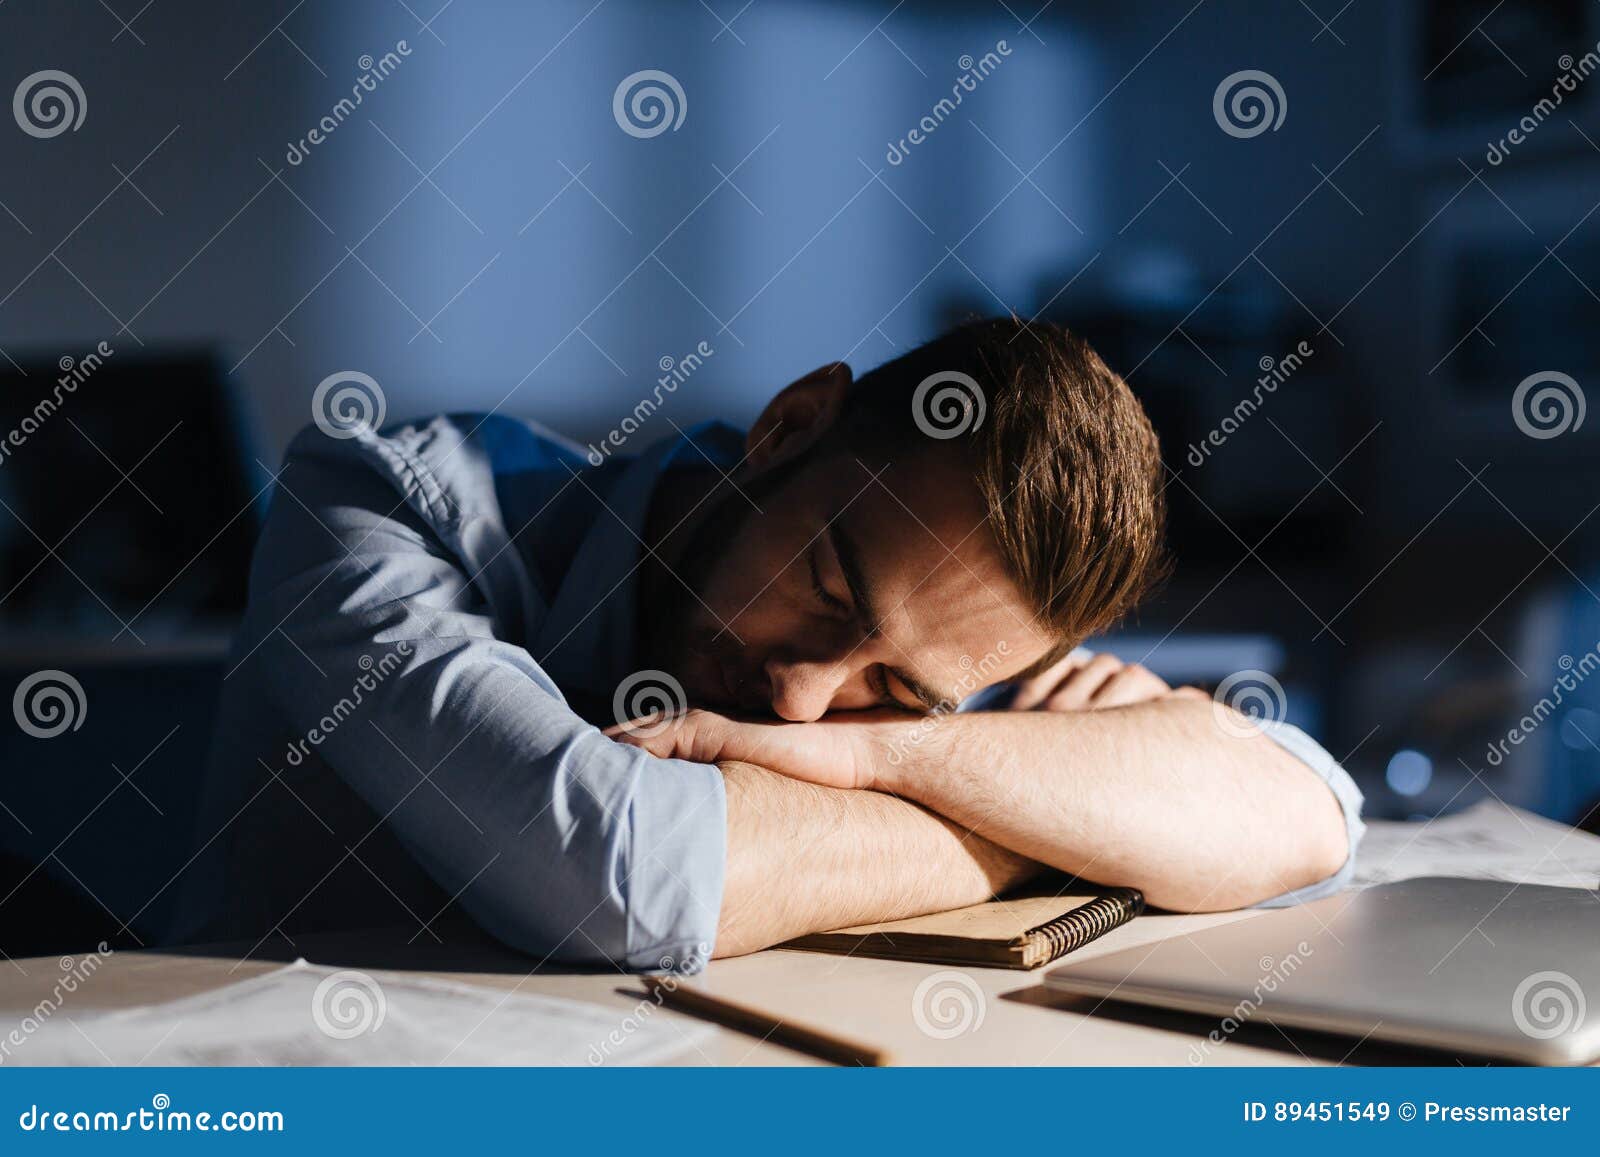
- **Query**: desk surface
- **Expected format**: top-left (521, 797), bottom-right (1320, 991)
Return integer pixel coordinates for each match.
top-left (0, 907), bottom-right (1384, 1067)
top-left (13, 804), bottom-right (1588, 1066)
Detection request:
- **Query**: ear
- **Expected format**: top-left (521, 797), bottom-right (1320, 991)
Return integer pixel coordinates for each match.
top-left (745, 362), bottom-right (853, 471)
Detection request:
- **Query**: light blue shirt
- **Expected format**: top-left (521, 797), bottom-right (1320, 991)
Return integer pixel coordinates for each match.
top-left (177, 414), bottom-right (1363, 967)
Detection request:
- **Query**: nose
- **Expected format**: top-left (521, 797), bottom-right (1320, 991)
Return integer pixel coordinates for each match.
top-left (763, 656), bottom-right (844, 723)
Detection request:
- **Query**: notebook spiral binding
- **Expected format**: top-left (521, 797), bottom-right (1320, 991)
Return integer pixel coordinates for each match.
top-left (1026, 888), bottom-right (1145, 964)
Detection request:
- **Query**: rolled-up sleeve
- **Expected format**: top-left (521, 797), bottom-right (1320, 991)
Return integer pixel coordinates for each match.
top-left (1254, 720), bottom-right (1366, 906)
top-left (248, 437), bottom-right (726, 970)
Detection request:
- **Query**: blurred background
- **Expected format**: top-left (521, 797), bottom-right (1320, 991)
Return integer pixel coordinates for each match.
top-left (2, 0), bottom-right (1598, 955)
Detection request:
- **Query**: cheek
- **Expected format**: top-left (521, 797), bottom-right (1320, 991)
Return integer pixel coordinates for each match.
top-left (701, 534), bottom-right (810, 637)
top-left (688, 533), bottom-right (763, 620)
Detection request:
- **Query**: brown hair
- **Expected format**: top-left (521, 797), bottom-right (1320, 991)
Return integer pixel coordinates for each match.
top-left (836, 316), bottom-right (1168, 673)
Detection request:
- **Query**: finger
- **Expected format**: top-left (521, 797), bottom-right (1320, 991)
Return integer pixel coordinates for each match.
top-left (1087, 664), bottom-right (1171, 709)
top-left (1037, 653), bottom-right (1125, 711)
top-left (1011, 659), bottom-right (1075, 713)
top-left (611, 711), bottom-right (708, 760)
top-left (619, 710), bottom-right (795, 769)
top-left (1009, 650), bottom-right (1098, 711)
top-left (609, 722), bottom-right (674, 758)
top-left (1170, 685), bottom-right (1210, 702)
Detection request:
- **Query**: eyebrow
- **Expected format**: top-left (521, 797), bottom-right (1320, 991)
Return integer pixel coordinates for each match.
top-left (828, 522), bottom-right (948, 713)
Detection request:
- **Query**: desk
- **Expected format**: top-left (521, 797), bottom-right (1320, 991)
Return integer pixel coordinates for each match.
top-left (0, 907), bottom-right (1365, 1067)
top-left (11, 803), bottom-right (1593, 1066)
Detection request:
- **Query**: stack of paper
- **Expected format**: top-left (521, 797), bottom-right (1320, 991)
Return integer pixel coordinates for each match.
top-left (15, 959), bottom-right (712, 1066)
top-left (1354, 799), bottom-right (1600, 891)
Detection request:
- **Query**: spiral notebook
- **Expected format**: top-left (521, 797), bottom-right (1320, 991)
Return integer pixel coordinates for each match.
top-left (785, 886), bottom-right (1144, 970)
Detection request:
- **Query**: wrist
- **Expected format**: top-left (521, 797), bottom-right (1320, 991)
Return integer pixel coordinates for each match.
top-left (869, 710), bottom-right (956, 798)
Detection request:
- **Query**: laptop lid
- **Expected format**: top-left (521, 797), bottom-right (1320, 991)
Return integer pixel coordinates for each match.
top-left (1044, 876), bottom-right (1600, 1065)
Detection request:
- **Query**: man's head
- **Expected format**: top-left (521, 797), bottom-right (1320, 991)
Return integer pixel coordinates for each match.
top-left (642, 317), bottom-right (1168, 722)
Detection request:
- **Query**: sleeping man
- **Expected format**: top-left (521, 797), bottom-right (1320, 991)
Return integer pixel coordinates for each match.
top-left (179, 318), bottom-right (1363, 967)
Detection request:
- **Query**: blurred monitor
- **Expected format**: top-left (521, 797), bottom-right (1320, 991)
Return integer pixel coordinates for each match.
top-left (0, 349), bottom-right (259, 644)
top-left (1396, 0), bottom-right (1600, 159)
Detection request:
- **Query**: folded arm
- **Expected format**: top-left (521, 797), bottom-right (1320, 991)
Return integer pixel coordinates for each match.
top-left (618, 688), bottom-right (1361, 914)
top-left (247, 431), bottom-right (730, 970)
top-left (876, 699), bottom-right (1353, 910)
top-left (715, 761), bottom-right (1040, 956)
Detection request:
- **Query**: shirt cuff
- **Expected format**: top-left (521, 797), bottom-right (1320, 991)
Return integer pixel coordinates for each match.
top-left (619, 756), bottom-right (728, 972)
top-left (1253, 720), bottom-right (1366, 906)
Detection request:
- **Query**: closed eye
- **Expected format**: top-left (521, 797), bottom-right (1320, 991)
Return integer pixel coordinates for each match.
top-left (809, 543), bottom-right (850, 616)
top-left (871, 665), bottom-right (926, 714)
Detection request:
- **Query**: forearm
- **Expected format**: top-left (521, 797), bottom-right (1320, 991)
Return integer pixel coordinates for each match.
top-left (880, 698), bottom-right (1349, 912)
top-left (713, 761), bottom-right (1040, 957)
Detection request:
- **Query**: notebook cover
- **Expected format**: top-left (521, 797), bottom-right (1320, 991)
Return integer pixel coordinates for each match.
top-left (784, 887), bottom-right (1144, 969)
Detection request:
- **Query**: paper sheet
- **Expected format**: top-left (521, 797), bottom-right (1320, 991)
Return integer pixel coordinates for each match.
top-left (16, 959), bottom-right (712, 1067)
top-left (1353, 799), bottom-right (1600, 890)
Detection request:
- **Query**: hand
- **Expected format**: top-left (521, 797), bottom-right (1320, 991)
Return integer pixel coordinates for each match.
top-left (606, 708), bottom-right (898, 790)
top-left (1007, 651), bottom-right (1204, 712)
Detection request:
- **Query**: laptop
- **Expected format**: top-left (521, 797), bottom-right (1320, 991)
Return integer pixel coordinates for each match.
top-left (1044, 876), bottom-right (1600, 1065)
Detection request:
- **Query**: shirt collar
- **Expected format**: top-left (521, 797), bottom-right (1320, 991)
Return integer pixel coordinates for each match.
top-left (533, 421), bottom-right (744, 708)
